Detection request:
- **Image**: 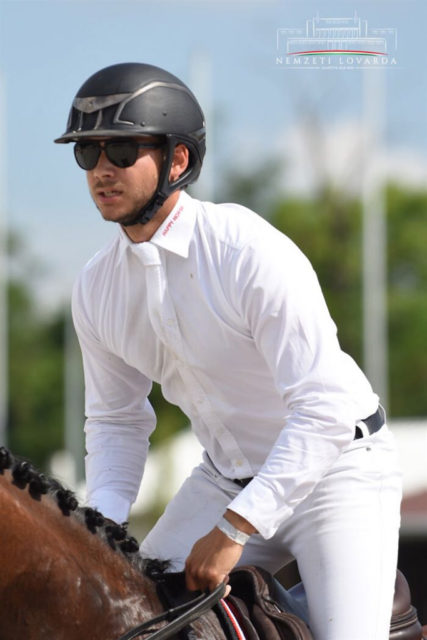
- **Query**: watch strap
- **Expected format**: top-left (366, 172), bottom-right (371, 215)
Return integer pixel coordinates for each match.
top-left (216, 516), bottom-right (251, 546)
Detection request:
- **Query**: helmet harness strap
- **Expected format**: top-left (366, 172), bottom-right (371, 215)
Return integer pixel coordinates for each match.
top-left (122, 135), bottom-right (194, 227)
top-left (122, 140), bottom-right (172, 226)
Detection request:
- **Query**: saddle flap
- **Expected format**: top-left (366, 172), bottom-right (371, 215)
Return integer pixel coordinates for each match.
top-left (229, 566), bottom-right (314, 640)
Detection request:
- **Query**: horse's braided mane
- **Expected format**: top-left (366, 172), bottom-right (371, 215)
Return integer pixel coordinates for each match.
top-left (0, 446), bottom-right (168, 577)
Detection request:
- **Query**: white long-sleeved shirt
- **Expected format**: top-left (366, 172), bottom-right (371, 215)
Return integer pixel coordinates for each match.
top-left (72, 191), bottom-right (378, 538)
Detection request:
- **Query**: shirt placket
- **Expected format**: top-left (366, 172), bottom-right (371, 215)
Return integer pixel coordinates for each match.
top-left (137, 242), bottom-right (252, 478)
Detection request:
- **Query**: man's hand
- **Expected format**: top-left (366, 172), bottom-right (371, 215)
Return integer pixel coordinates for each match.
top-left (184, 510), bottom-right (257, 594)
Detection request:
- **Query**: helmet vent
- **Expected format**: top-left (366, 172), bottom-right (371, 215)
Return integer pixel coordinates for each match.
top-left (73, 93), bottom-right (132, 114)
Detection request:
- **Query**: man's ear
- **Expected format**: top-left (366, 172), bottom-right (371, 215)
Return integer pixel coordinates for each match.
top-left (169, 144), bottom-right (189, 182)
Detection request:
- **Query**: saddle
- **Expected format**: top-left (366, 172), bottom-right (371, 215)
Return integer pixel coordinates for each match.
top-left (155, 565), bottom-right (425, 640)
top-left (227, 566), bottom-right (425, 640)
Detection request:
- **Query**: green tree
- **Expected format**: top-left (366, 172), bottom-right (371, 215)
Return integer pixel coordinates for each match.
top-left (8, 273), bottom-right (65, 468)
top-left (387, 185), bottom-right (427, 416)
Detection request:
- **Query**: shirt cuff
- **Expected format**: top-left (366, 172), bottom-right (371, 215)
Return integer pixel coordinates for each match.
top-left (87, 488), bottom-right (131, 524)
top-left (227, 477), bottom-right (293, 540)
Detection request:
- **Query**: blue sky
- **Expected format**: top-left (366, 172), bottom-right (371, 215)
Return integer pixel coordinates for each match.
top-left (0, 0), bottom-right (426, 308)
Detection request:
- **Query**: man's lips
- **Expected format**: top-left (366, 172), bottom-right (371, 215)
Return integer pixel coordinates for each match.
top-left (96, 188), bottom-right (124, 202)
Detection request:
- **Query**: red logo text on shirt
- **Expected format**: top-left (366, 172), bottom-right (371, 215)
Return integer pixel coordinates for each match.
top-left (162, 206), bottom-right (183, 236)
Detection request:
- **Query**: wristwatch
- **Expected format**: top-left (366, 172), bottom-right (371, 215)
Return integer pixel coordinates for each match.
top-left (216, 516), bottom-right (251, 546)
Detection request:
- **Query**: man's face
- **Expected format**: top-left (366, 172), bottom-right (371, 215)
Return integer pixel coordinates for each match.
top-left (84, 137), bottom-right (164, 226)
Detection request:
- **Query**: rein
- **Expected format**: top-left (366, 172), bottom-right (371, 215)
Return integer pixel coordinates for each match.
top-left (117, 583), bottom-right (226, 640)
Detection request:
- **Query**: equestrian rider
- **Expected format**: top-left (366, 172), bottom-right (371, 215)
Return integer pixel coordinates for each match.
top-left (55, 62), bottom-right (402, 640)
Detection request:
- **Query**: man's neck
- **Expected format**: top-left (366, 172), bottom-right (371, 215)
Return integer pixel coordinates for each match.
top-left (121, 191), bottom-right (181, 243)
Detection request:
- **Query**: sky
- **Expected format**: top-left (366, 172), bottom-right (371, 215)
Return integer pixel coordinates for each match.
top-left (0, 0), bottom-right (426, 310)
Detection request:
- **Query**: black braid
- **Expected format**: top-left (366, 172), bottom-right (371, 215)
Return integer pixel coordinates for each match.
top-left (105, 520), bottom-right (128, 551)
top-left (120, 536), bottom-right (140, 554)
top-left (56, 488), bottom-right (79, 515)
top-left (0, 446), bottom-right (149, 573)
top-left (29, 473), bottom-right (49, 500)
top-left (84, 507), bottom-right (105, 534)
top-left (0, 446), bottom-right (13, 472)
top-left (12, 460), bottom-right (36, 489)
top-left (144, 559), bottom-right (170, 579)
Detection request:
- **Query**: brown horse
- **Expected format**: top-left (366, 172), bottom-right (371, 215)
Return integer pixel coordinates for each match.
top-left (0, 447), bottom-right (227, 640)
top-left (1, 446), bottom-right (426, 640)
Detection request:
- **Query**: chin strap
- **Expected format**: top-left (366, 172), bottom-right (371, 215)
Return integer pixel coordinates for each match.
top-left (122, 135), bottom-right (194, 227)
top-left (121, 141), bottom-right (173, 227)
top-left (121, 192), bottom-right (169, 227)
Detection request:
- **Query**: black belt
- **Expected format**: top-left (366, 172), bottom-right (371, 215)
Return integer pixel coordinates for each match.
top-left (354, 404), bottom-right (385, 439)
top-left (233, 476), bottom-right (253, 488)
top-left (232, 406), bottom-right (385, 489)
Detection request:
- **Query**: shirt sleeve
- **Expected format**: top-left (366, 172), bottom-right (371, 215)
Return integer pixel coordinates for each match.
top-left (226, 227), bottom-right (377, 539)
top-left (72, 277), bottom-right (156, 524)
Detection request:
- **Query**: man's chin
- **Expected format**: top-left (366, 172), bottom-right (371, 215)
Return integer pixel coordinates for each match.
top-left (98, 206), bottom-right (143, 227)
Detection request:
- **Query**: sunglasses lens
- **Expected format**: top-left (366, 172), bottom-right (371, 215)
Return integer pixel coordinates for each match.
top-left (106, 141), bottom-right (139, 168)
top-left (73, 139), bottom-right (158, 170)
top-left (74, 143), bottom-right (100, 170)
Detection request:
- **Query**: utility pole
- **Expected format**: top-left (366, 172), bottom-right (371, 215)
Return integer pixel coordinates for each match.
top-left (189, 49), bottom-right (214, 201)
top-left (362, 69), bottom-right (388, 409)
top-left (0, 71), bottom-right (7, 446)
top-left (64, 311), bottom-right (85, 483)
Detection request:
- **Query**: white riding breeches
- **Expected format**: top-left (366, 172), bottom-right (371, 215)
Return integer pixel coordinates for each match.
top-left (140, 424), bottom-right (402, 640)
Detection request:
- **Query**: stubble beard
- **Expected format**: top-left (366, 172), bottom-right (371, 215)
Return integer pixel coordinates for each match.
top-left (97, 202), bottom-right (146, 227)
top-left (94, 188), bottom-right (155, 227)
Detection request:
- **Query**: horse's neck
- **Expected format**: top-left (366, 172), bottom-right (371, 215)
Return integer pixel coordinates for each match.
top-left (0, 472), bottom-right (162, 640)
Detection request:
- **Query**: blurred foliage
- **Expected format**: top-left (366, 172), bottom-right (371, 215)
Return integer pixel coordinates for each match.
top-left (8, 280), bottom-right (65, 467)
top-left (5, 174), bottom-right (427, 468)
top-left (148, 382), bottom-right (188, 446)
top-left (387, 185), bottom-right (427, 416)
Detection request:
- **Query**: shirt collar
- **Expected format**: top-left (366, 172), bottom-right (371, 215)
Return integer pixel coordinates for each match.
top-left (150, 191), bottom-right (196, 258)
top-left (117, 191), bottom-right (197, 261)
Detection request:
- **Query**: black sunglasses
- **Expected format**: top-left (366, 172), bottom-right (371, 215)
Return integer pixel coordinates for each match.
top-left (73, 139), bottom-right (164, 171)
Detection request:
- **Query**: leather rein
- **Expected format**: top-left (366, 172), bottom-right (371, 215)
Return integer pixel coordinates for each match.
top-left (116, 583), bottom-right (226, 640)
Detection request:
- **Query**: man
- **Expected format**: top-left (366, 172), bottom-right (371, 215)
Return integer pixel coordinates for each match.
top-left (55, 62), bottom-right (402, 639)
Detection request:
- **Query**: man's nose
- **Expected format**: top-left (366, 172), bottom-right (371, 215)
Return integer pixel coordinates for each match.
top-left (92, 149), bottom-right (116, 175)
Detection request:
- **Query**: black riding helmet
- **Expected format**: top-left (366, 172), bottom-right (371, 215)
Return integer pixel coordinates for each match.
top-left (55, 62), bottom-right (206, 225)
